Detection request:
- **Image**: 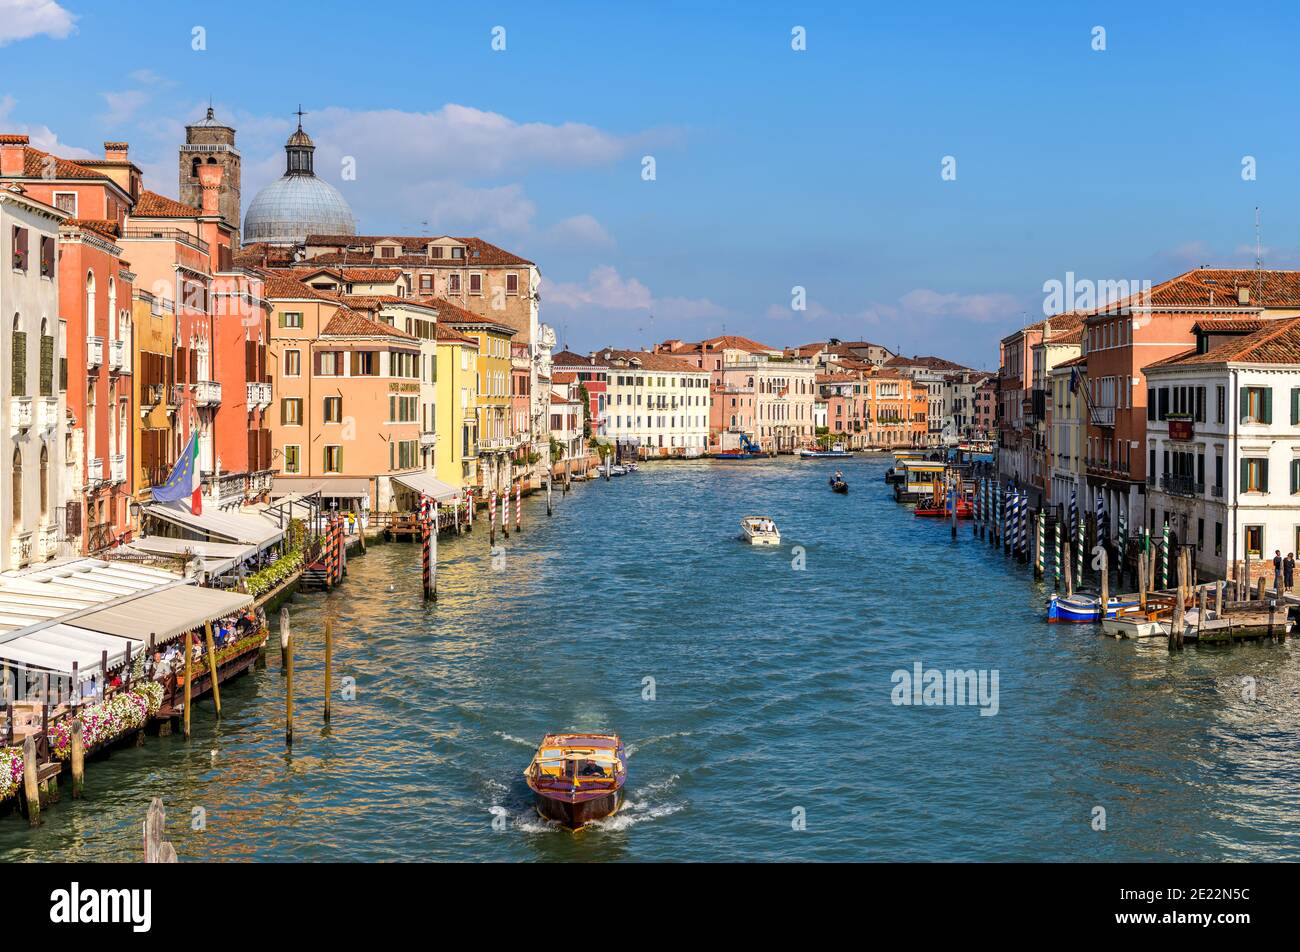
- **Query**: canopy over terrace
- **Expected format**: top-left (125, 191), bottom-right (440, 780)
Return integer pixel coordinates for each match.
top-left (391, 472), bottom-right (461, 505)
top-left (144, 499), bottom-right (285, 552)
top-left (0, 558), bottom-right (252, 683)
top-left (120, 537), bottom-right (256, 577)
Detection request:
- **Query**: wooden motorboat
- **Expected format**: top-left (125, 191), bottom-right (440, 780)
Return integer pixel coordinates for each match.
top-left (524, 733), bottom-right (627, 829)
top-left (741, 515), bottom-right (781, 545)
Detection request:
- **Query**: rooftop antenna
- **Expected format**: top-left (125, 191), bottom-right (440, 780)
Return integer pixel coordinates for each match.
top-left (1255, 206), bottom-right (1263, 306)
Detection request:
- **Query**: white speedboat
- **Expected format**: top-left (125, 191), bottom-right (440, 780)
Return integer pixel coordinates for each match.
top-left (609, 465), bottom-right (627, 476)
top-left (740, 516), bottom-right (781, 546)
top-left (1100, 614), bottom-right (1168, 639)
top-left (800, 442), bottom-right (853, 459)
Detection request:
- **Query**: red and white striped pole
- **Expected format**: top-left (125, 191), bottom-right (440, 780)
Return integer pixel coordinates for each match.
top-left (489, 490), bottom-right (496, 547)
top-left (515, 480), bottom-right (522, 532)
top-left (466, 488), bottom-right (473, 529)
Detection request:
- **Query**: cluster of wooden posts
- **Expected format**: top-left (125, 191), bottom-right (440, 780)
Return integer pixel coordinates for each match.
top-left (969, 476), bottom-right (1290, 648)
top-left (279, 606), bottom-right (334, 747)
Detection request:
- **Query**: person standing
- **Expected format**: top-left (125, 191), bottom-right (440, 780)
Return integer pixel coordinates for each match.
top-left (1285, 553), bottom-right (1295, 593)
top-left (1274, 550), bottom-right (1284, 595)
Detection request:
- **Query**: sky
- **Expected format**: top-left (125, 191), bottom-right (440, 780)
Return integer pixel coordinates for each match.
top-left (3, 0), bottom-right (1299, 368)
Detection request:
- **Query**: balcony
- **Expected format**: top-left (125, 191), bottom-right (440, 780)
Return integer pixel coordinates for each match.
top-left (86, 336), bottom-right (103, 369)
top-left (88, 457), bottom-right (104, 487)
top-left (10, 531), bottom-right (33, 569)
top-left (1211, 484), bottom-right (1223, 498)
top-left (108, 339), bottom-right (125, 371)
top-left (111, 453), bottom-right (126, 485)
top-left (39, 524), bottom-right (59, 560)
top-left (476, 437), bottom-right (509, 454)
top-left (1090, 406), bottom-right (1116, 427)
top-left (142, 383), bottom-right (164, 410)
top-left (10, 395), bottom-right (32, 432)
top-left (167, 384), bottom-right (184, 410)
top-left (38, 396), bottom-right (58, 432)
top-left (1160, 474), bottom-right (1204, 497)
top-left (420, 431), bottom-right (437, 448)
top-left (193, 380), bottom-right (221, 406)
top-left (245, 381), bottom-right (272, 409)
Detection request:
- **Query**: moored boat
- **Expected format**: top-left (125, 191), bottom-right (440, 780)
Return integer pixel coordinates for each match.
top-left (801, 442), bottom-right (853, 459)
top-left (524, 733), bottom-right (627, 829)
top-left (740, 515), bottom-right (781, 545)
top-left (1048, 592), bottom-right (1141, 623)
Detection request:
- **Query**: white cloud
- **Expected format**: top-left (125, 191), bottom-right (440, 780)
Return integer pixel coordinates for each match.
top-left (541, 214), bottom-right (615, 249)
top-left (546, 266), bottom-right (653, 311)
top-left (0, 0), bottom-right (75, 46)
top-left (542, 265), bottom-right (726, 348)
top-left (0, 94), bottom-right (92, 157)
top-left (100, 89), bottom-right (150, 127)
top-left (897, 288), bottom-right (1021, 324)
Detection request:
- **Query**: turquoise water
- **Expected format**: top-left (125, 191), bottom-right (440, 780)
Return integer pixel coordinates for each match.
top-left (4, 455), bottom-right (1300, 861)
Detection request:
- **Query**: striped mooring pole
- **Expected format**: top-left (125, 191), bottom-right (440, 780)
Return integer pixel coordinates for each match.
top-left (515, 480), bottom-right (522, 532)
top-left (1076, 510), bottom-right (1085, 583)
top-left (1161, 519), bottom-right (1170, 590)
top-left (1054, 516), bottom-right (1063, 589)
top-left (488, 490), bottom-right (496, 547)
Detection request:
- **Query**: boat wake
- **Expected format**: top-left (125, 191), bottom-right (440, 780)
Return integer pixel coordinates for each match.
top-left (493, 731), bottom-right (536, 748)
top-left (625, 732), bottom-right (692, 758)
top-left (589, 799), bottom-right (685, 831)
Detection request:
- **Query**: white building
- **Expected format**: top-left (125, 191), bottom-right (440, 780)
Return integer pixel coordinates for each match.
top-left (1143, 317), bottom-right (1300, 584)
top-left (1048, 356), bottom-right (1086, 511)
top-left (1, 184), bottom-right (68, 569)
top-left (599, 349), bottom-right (710, 457)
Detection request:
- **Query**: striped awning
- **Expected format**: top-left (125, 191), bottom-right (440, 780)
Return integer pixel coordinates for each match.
top-left (73, 585), bottom-right (253, 643)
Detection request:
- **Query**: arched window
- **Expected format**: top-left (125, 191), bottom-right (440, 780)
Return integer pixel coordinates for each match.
top-left (107, 277), bottom-right (116, 344)
top-left (191, 157), bottom-right (202, 179)
top-left (39, 445), bottom-right (48, 517)
top-left (86, 383), bottom-right (96, 462)
top-left (85, 271), bottom-right (95, 329)
top-left (11, 313), bottom-right (25, 397)
top-left (11, 448), bottom-right (21, 524)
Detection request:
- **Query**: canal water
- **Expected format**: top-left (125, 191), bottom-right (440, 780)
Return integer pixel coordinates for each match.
top-left (4, 455), bottom-right (1300, 861)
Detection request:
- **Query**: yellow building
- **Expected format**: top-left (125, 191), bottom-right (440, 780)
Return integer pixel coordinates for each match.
top-left (433, 324), bottom-right (478, 489)
top-left (437, 300), bottom-right (515, 492)
top-left (131, 290), bottom-right (177, 498)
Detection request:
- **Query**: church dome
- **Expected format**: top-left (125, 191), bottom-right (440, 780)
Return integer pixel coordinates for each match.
top-left (242, 119), bottom-right (355, 247)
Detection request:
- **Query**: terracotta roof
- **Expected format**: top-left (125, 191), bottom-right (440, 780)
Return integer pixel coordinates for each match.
top-left (131, 190), bottom-right (200, 219)
top-left (339, 294), bottom-right (437, 313)
top-left (885, 354), bottom-right (969, 372)
top-left (1000, 311), bottom-right (1088, 344)
top-left (66, 218), bottom-right (120, 239)
top-left (552, 372), bottom-right (577, 384)
top-left (292, 266), bottom-right (403, 284)
top-left (433, 324), bottom-right (477, 346)
top-left (321, 308), bottom-right (417, 341)
top-left (1, 141), bottom-right (111, 182)
top-left (1147, 316), bottom-right (1300, 368)
top-left (302, 234), bottom-right (534, 266)
top-left (420, 296), bottom-right (515, 334)
top-left (1190, 318), bottom-right (1268, 334)
top-left (550, 393), bottom-right (571, 406)
top-left (261, 273), bottom-right (331, 301)
top-left (552, 348), bottom-right (608, 368)
top-left (1055, 353), bottom-right (1089, 369)
top-left (1089, 268), bottom-right (1300, 316)
top-left (597, 349), bottom-right (708, 373)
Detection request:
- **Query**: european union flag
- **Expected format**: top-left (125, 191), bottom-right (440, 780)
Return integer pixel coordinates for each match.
top-left (153, 433), bottom-right (200, 504)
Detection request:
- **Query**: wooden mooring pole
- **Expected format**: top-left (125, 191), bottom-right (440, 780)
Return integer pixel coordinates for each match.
top-left (1099, 548), bottom-right (1109, 620)
top-left (183, 630), bottom-right (193, 740)
top-left (203, 621), bottom-right (221, 717)
top-left (22, 734), bottom-right (39, 826)
top-left (285, 627), bottom-right (294, 748)
top-left (280, 607), bottom-right (290, 670)
top-left (323, 619), bottom-right (333, 723)
top-left (70, 718), bottom-right (85, 798)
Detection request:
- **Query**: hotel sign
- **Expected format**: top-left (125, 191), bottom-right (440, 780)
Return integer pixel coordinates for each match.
top-left (1168, 416), bottom-right (1194, 441)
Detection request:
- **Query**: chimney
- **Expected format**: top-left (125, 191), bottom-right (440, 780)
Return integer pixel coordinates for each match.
top-left (103, 141), bottom-right (129, 162)
top-left (197, 163), bottom-right (223, 216)
top-left (0, 134), bottom-right (30, 177)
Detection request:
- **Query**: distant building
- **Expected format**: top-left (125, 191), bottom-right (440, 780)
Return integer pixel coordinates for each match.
top-left (599, 349), bottom-right (710, 457)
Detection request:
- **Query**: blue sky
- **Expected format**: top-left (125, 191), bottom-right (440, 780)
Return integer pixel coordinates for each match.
top-left (3, 0), bottom-right (1298, 367)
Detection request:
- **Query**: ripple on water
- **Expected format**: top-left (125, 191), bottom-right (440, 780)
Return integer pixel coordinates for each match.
top-left (4, 457), bottom-right (1300, 861)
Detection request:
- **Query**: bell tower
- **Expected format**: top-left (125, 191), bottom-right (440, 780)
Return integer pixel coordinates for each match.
top-left (179, 107), bottom-right (242, 244)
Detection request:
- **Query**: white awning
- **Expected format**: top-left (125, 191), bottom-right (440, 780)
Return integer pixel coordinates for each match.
top-left (145, 499), bottom-right (285, 550)
top-left (72, 585), bottom-right (253, 643)
top-left (0, 623), bottom-right (141, 681)
top-left (391, 472), bottom-right (461, 503)
top-left (271, 477), bottom-right (371, 500)
top-left (0, 559), bottom-right (183, 635)
top-left (121, 537), bottom-right (257, 576)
